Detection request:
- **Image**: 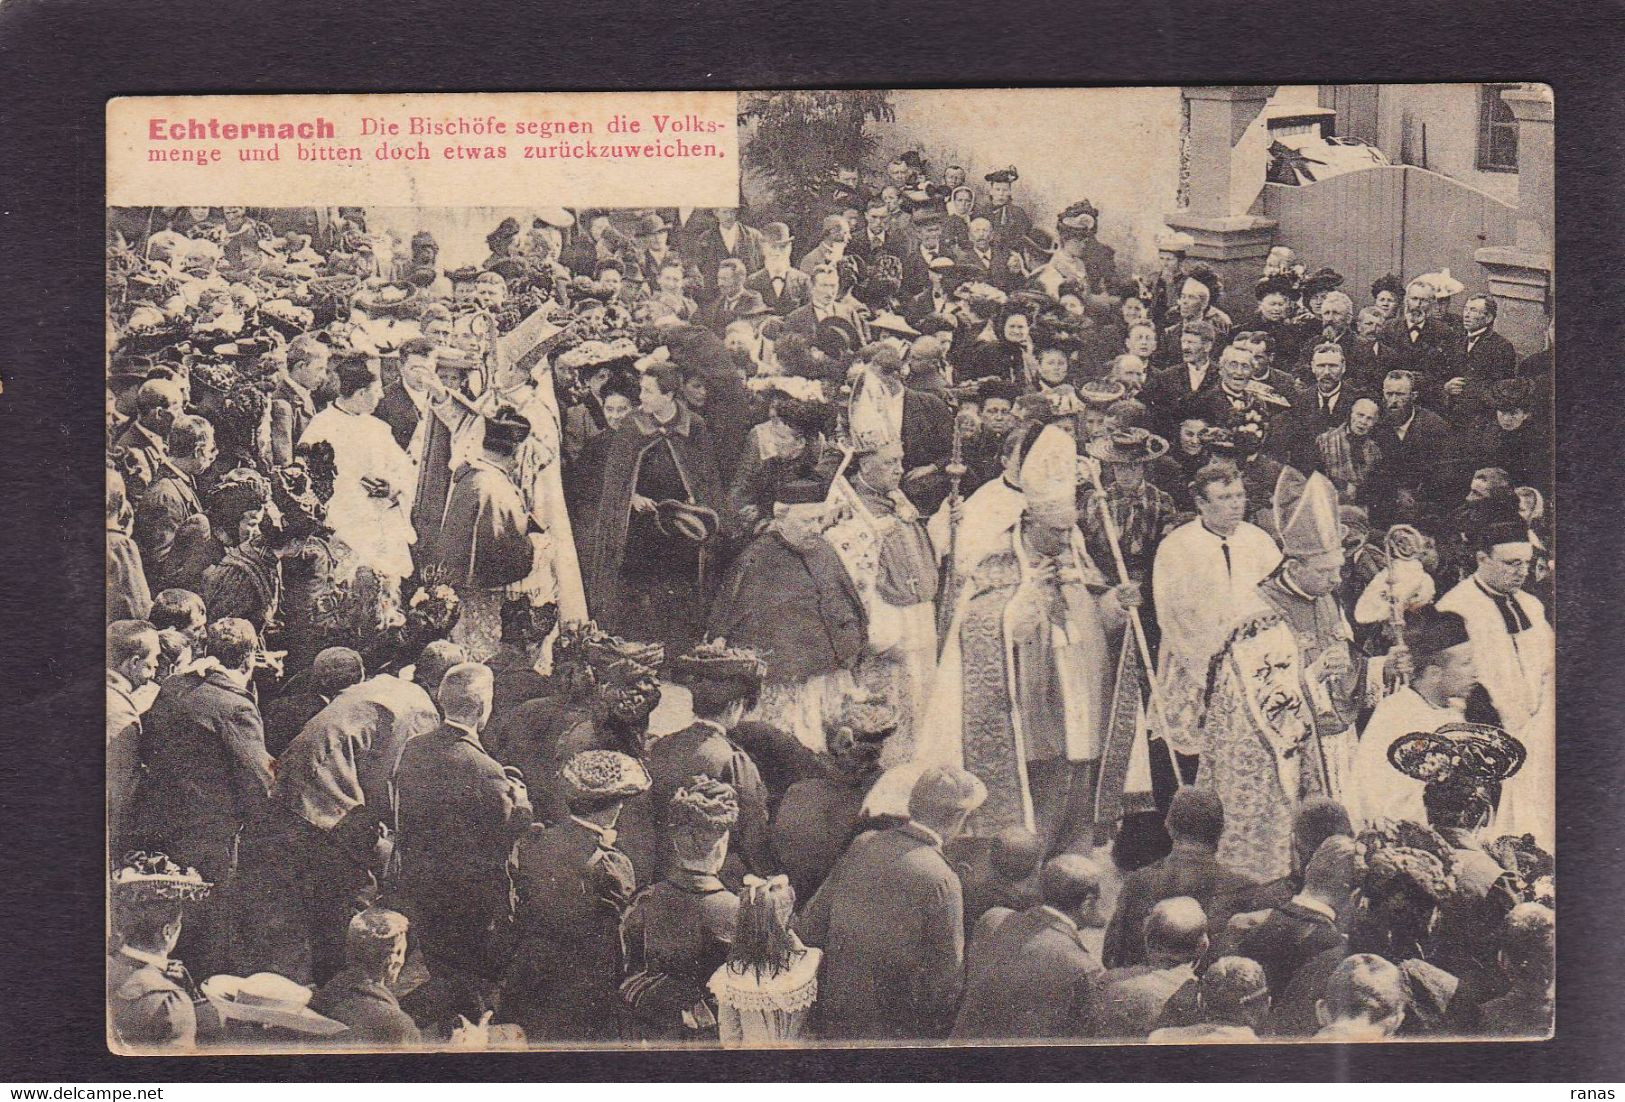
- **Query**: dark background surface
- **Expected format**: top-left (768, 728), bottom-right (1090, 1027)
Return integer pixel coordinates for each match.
top-left (0, 0), bottom-right (1619, 1081)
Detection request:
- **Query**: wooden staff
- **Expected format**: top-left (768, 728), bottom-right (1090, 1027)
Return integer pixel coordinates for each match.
top-left (936, 415), bottom-right (967, 653)
top-left (1085, 461), bottom-right (1185, 783)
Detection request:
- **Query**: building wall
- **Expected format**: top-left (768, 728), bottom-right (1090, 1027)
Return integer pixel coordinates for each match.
top-left (878, 87), bottom-right (1185, 274)
top-left (1374, 84), bottom-right (1520, 207)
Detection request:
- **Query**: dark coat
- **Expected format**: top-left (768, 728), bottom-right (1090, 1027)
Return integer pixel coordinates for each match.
top-left (1141, 361), bottom-right (1220, 437)
top-left (1267, 388), bottom-right (1361, 474)
top-left (795, 822), bottom-right (966, 1040)
top-left (646, 722), bottom-right (775, 879)
top-left (1102, 842), bottom-right (1258, 969)
top-left (745, 266), bottom-right (812, 315)
top-left (694, 289), bottom-right (769, 336)
top-left (708, 530), bottom-right (867, 685)
top-left (1370, 405), bottom-right (1455, 507)
top-left (131, 665), bottom-right (273, 879)
top-left (503, 818), bottom-right (637, 1041)
top-left (1375, 316), bottom-right (1460, 402)
top-left (689, 223), bottom-right (763, 295)
top-left (394, 723), bottom-right (534, 888)
top-left (952, 243), bottom-right (1016, 290)
top-left (133, 464), bottom-right (208, 592)
top-left (268, 376), bottom-right (318, 467)
top-left (1234, 898), bottom-right (1346, 996)
top-left (952, 905), bottom-right (1103, 1040)
top-left (309, 967), bottom-right (421, 1045)
top-left (770, 772), bottom-right (870, 900)
top-left (373, 379), bottom-right (421, 452)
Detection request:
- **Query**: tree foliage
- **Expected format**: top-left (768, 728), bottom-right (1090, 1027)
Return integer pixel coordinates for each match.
top-left (739, 90), bottom-right (895, 226)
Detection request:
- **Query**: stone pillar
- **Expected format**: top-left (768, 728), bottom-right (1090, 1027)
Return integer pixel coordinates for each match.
top-left (1475, 83), bottom-right (1554, 357)
top-left (1164, 85), bottom-right (1280, 315)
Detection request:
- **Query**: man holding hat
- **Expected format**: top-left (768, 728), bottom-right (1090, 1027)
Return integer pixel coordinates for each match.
top-left (503, 749), bottom-right (649, 1042)
top-left (1198, 468), bottom-right (1361, 882)
top-left (709, 476), bottom-right (868, 754)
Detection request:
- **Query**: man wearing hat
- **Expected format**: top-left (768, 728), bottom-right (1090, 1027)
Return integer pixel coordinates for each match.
top-left (108, 852), bottom-right (213, 1050)
top-left (709, 476), bottom-right (868, 755)
top-left (1081, 428), bottom-right (1177, 586)
top-left (482, 217), bottom-right (522, 270)
top-left (424, 405), bottom-right (539, 661)
top-left (1144, 231), bottom-right (1196, 323)
top-left (745, 223), bottom-right (811, 315)
top-left (905, 253), bottom-right (961, 325)
top-left (1142, 319), bottom-right (1220, 437)
top-left (1436, 499), bottom-right (1553, 844)
top-left (907, 424), bottom-right (1143, 854)
top-left (796, 765), bottom-right (987, 1040)
top-left (503, 749), bottom-right (648, 1041)
top-left (1462, 377), bottom-right (1550, 497)
top-left (632, 212), bottom-right (682, 291)
top-left (979, 166), bottom-right (1031, 250)
top-left (1198, 468), bottom-right (1362, 882)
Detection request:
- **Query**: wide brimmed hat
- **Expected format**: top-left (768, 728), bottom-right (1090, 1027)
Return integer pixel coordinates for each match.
top-left (654, 499), bottom-right (720, 544)
top-left (1078, 378), bottom-right (1127, 407)
top-left (1388, 722), bottom-right (1527, 786)
top-left (825, 696), bottom-right (900, 744)
top-left (200, 973), bottom-right (346, 1037)
top-left (1254, 274), bottom-right (1299, 301)
top-left (485, 217), bottom-right (521, 251)
top-left (1490, 377), bottom-right (1536, 413)
top-left (1021, 226), bottom-right (1057, 255)
top-left (671, 640), bottom-right (768, 686)
top-left (984, 166), bottom-right (1020, 184)
top-left (868, 311), bottom-right (919, 338)
top-left (111, 852), bottom-right (212, 904)
top-left (1057, 200), bottom-right (1100, 233)
top-left (1016, 385), bottom-right (1086, 423)
top-left (1088, 427), bottom-right (1170, 465)
top-left (635, 212), bottom-right (669, 237)
top-left (583, 631), bottom-right (665, 680)
top-left (561, 749), bottom-right (651, 801)
top-left (534, 207), bottom-right (576, 229)
top-left (1299, 267), bottom-right (1345, 297)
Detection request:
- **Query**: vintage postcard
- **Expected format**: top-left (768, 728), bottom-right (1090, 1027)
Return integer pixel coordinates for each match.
top-left (104, 86), bottom-right (1554, 1053)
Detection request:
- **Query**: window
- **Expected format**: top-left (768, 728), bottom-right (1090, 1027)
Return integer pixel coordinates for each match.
top-left (1477, 84), bottom-right (1520, 172)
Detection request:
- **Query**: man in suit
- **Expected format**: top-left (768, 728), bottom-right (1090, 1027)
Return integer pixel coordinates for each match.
top-left (849, 197), bottom-right (904, 268)
top-left (392, 662), bottom-right (534, 1028)
top-left (1370, 368), bottom-right (1455, 518)
top-left (308, 908), bottom-right (421, 1045)
top-left (232, 643), bottom-right (458, 985)
top-left (1141, 320), bottom-right (1220, 439)
top-left (796, 214), bottom-right (851, 276)
top-left (268, 334), bottom-right (331, 466)
top-left (906, 255), bottom-right (960, 324)
top-left (746, 223), bottom-right (811, 315)
top-left (108, 619), bottom-right (160, 857)
top-left (783, 264), bottom-right (855, 339)
top-left (688, 207), bottom-right (762, 299)
top-left (1232, 835), bottom-right (1359, 996)
top-left (695, 258), bottom-right (768, 336)
top-left (954, 217), bottom-right (1015, 290)
top-left (897, 208), bottom-right (948, 299)
top-left (372, 338), bottom-right (437, 452)
top-left (130, 617), bottom-right (273, 978)
top-left (133, 414), bottom-right (217, 593)
top-left (796, 766), bottom-right (987, 1041)
top-left (1445, 293), bottom-right (1519, 419)
top-left (1375, 277), bottom-right (1460, 403)
top-left (1268, 342), bottom-right (1359, 474)
top-left (951, 855), bottom-right (1105, 1040)
top-left (110, 378), bottom-right (183, 499)
top-left (1085, 896), bottom-right (1209, 1039)
top-left (1103, 788), bottom-right (1256, 969)
top-left (854, 342), bottom-right (955, 510)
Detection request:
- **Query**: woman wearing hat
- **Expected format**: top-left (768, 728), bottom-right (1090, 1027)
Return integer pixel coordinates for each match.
top-left (109, 852), bottom-right (213, 1050)
top-left (1081, 428), bottom-right (1178, 585)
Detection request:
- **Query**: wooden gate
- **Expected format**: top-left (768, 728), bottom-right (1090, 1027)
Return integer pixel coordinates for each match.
top-left (1255, 164), bottom-right (1517, 304)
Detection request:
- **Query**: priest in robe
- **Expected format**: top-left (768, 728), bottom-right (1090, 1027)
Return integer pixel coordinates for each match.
top-left (872, 423), bottom-right (1143, 856)
top-left (423, 406), bottom-right (538, 661)
top-left (1196, 468), bottom-right (1363, 883)
top-left (298, 352), bottom-right (417, 601)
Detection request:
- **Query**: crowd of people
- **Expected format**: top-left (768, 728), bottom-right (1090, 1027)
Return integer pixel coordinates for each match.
top-left (104, 151), bottom-right (1555, 1050)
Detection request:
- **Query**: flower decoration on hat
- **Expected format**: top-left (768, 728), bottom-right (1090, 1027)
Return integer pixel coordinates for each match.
top-left (561, 749), bottom-right (652, 801)
top-left (669, 775), bottom-right (741, 831)
top-left (671, 639), bottom-right (768, 688)
top-left (1388, 721), bottom-right (1526, 787)
top-left (111, 851), bottom-right (213, 903)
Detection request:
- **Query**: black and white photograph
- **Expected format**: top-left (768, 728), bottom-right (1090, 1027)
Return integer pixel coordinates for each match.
top-left (101, 85), bottom-right (1557, 1053)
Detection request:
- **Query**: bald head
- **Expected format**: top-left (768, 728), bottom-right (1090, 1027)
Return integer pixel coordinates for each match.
top-left (991, 826), bottom-right (1044, 882)
top-left (1040, 854), bottom-right (1104, 915)
top-left (1302, 834), bottom-right (1361, 905)
top-left (414, 640), bottom-right (466, 698)
top-left (1144, 896), bottom-right (1209, 964)
top-left (1318, 953), bottom-right (1407, 1034)
top-left (311, 647), bottom-right (365, 696)
top-left (437, 662), bottom-right (493, 727)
